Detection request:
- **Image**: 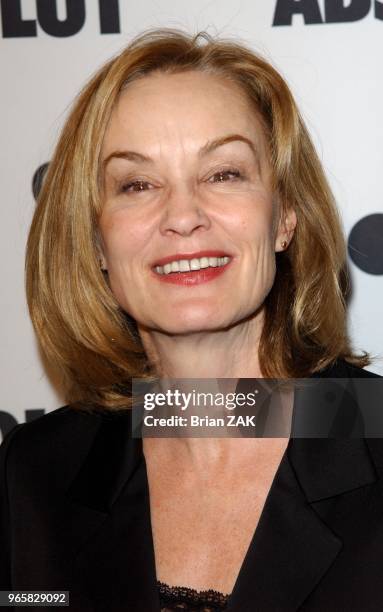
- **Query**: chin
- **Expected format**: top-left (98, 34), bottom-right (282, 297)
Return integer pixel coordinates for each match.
top-left (150, 311), bottom-right (228, 335)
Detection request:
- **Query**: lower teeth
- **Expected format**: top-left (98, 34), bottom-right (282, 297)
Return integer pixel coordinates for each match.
top-left (169, 265), bottom-right (223, 275)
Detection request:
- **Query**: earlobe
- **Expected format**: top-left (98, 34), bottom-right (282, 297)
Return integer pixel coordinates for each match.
top-left (97, 247), bottom-right (107, 271)
top-left (96, 233), bottom-right (108, 271)
top-left (99, 254), bottom-right (107, 271)
top-left (275, 207), bottom-right (297, 252)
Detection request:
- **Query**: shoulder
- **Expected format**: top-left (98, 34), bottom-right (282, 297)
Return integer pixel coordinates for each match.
top-left (0, 405), bottom-right (106, 485)
top-left (316, 358), bottom-right (382, 378)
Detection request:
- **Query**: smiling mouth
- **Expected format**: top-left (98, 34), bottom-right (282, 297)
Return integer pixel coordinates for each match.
top-left (153, 255), bottom-right (232, 275)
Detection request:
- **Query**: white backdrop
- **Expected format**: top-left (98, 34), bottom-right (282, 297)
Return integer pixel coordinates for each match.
top-left (1, 0), bottom-right (382, 437)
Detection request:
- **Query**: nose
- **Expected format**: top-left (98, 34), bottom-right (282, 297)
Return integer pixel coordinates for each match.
top-left (159, 185), bottom-right (211, 237)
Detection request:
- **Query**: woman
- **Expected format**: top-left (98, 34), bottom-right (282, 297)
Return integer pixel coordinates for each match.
top-left (1, 28), bottom-right (382, 612)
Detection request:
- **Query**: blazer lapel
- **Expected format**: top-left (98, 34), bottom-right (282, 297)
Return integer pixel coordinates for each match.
top-left (67, 411), bottom-right (160, 612)
top-left (227, 361), bottom-right (378, 610)
top-left (227, 437), bottom-right (376, 611)
top-left (226, 440), bottom-right (342, 611)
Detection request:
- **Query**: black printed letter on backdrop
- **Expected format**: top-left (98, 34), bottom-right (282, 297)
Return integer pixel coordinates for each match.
top-left (0, 411), bottom-right (18, 439)
top-left (1, 0), bottom-right (37, 37)
top-left (273, 0), bottom-right (323, 25)
top-left (98, 0), bottom-right (120, 33)
top-left (348, 213), bottom-right (383, 275)
top-left (32, 163), bottom-right (49, 200)
top-left (376, 0), bottom-right (383, 19)
top-left (36, 0), bottom-right (85, 37)
top-left (325, 0), bottom-right (371, 22)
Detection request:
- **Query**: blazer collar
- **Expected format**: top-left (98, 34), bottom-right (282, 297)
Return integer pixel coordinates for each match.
top-left (67, 362), bottom-right (378, 611)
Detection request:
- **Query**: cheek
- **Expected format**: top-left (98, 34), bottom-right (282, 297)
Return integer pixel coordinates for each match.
top-left (99, 214), bottom-right (143, 269)
top-left (239, 203), bottom-right (276, 248)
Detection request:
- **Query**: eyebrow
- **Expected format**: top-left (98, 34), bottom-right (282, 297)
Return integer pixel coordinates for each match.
top-left (102, 133), bottom-right (259, 168)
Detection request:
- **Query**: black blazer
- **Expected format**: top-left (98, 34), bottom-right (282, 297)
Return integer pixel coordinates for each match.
top-left (1, 360), bottom-right (382, 611)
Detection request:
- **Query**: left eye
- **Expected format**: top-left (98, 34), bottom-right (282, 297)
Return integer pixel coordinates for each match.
top-left (209, 169), bottom-right (243, 183)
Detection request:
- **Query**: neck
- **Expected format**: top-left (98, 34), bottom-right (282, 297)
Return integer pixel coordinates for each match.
top-left (138, 310), bottom-right (275, 466)
top-left (138, 309), bottom-right (265, 380)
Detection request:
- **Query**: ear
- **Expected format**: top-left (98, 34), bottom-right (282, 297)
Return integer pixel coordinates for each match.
top-left (274, 205), bottom-right (297, 252)
top-left (96, 233), bottom-right (108, 271)
top-left (99, 253), bottom-right (108, 271)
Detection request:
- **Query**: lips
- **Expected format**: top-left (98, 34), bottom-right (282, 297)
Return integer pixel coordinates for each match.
top-left (151, 250), bottom-right (232, 268)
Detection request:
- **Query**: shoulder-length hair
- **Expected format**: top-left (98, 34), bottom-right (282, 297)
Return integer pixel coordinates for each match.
top-left (25, 27), bottom-right (371, 410)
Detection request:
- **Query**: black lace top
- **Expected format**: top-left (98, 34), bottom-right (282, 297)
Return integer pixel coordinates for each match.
top-left (157, 580), bottom-right (230, 611)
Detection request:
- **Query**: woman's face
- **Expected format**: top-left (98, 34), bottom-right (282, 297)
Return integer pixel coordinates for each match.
top-left (99, 70), bottom-right (296, 335)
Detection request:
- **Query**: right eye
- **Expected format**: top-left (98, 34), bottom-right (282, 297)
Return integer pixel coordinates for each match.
top-left (120, 180), bottom-right (152, 194)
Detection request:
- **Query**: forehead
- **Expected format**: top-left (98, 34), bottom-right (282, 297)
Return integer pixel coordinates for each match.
top-left (101, 70), bottom-right (268, 158)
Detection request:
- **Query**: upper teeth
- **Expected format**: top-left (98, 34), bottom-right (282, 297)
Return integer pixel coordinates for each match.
top-left (155, 256), bottom-right (231, 275)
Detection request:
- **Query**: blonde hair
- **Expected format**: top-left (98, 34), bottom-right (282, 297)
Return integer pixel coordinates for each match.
top-left (25, 27), bottom-right (371, 411)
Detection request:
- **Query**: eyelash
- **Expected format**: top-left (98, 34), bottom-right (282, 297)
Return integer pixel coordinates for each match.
top-left (119, 168), bottom-right (244, 194)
